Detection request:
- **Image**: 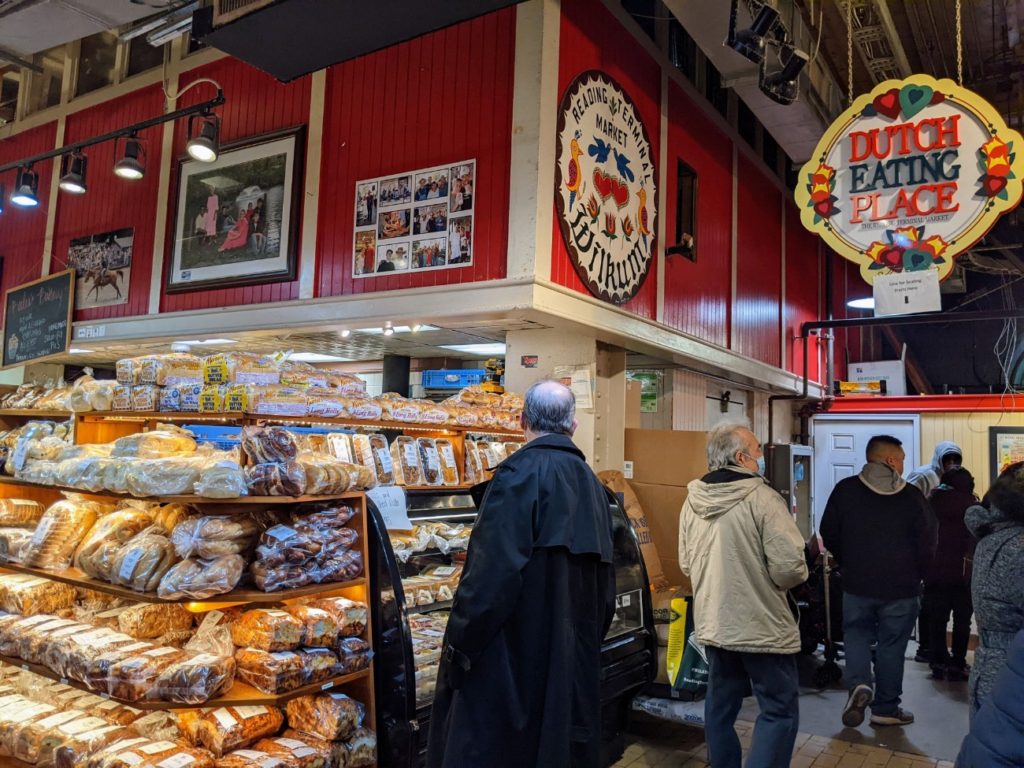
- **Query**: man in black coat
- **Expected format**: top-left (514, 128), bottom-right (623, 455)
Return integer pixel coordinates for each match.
top-left (427, 381), bottom-right (616, 768)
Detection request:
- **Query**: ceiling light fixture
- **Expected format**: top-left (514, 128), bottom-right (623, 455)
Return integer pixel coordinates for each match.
top-left (383, 322), bottom-right (395, 337)
top-left (287, 352), bottom-right (354, 363)
top-left (760, 45), bottom-right (809, 105)
top-left (59, 152), bottom-right (88, 194)
top-left (171, 338), bottom-right (238, 345)
top-left (726, 0), bottom-right (780, 65)
top-left (339, 329), bottom-right (351, 338)
top-left (69, 348), bottom-right (93, 354)
top-left (113, 137), bottom-right (145, 180)
top-left (847, 297), bottom-right (875, 310)
top-left (186, 113), bottom-right (220, 163)
top-left (10, 166), bottom-right (39, 207)
top-left (441, 343), bottom-right (507, 356)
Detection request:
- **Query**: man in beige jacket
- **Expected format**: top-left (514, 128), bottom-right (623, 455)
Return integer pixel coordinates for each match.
top-left (679, 421), bottom-right (808, 768)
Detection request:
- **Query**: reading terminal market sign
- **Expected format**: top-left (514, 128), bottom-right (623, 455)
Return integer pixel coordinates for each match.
top-left (794, 75), bottom-right (1024, 284)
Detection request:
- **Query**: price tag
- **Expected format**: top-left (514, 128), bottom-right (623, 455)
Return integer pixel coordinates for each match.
top-left (366, 486), bottom-right (412, 531)
top-left (321, 681), bottom-right (334, 690)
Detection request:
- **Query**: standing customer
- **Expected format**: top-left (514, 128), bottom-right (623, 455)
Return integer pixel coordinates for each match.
top-left (925, 467), bottom-right (976, 681)
top-left (678, 421), bottom-right (808, 768)
top-left (427, 381), bottom-right (616, 768)
top-left (955, 628), bottom-right (1024, 767)
top-left (965, 461), bottom-right (1024, 716)
top-left (820, 435), bottom-right (936, 728)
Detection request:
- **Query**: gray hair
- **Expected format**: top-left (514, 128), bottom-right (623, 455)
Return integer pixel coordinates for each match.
top-left (523, 380), bottom-right (575, 435)
top-left (706, 419), bottom-right (753, 470)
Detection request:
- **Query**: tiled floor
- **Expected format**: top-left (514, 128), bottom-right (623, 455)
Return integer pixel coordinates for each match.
top-left (612, 715), bottom-right (957, 768)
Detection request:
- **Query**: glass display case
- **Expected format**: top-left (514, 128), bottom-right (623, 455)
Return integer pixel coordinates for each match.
top-left (369, 488), bottom-right (655, 768)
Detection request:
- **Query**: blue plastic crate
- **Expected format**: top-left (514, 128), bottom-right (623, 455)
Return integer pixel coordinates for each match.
top-left (184, 424), bottom-right (241, 452)
top-left (421, 369), bottom-right (488, 389)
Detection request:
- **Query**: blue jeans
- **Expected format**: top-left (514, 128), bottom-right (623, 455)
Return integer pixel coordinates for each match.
top-left (842, 593), bottom-right (920, 715)
top-left (704, 646), bottom-right (800, 768)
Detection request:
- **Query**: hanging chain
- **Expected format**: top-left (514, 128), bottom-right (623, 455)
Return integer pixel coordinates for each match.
top-left (846, 0), bottom-right (854, 105)
top-left (955, 0), bottom-right (963, 86)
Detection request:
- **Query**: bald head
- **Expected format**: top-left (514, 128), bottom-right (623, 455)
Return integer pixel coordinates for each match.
top-left (522, 380), bottom-right (576, 437)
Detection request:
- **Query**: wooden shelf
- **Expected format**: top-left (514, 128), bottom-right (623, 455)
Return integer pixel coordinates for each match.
top-left (0, 409), bottom-right (72, 419)
top-left (0, 561), bottom-right (366, 606)
top-left (0, 476), bottom-right (364, 505)
top-left (0, 654), bottom-right (371, 710)
top-left (408, 599), bottom-right (453, 615)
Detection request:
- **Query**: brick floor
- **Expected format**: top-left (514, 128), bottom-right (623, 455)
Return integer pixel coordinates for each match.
top-left (612, 715), bottom-right (957, 768)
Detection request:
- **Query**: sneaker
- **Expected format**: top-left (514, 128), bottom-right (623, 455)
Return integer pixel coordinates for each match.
top-left (870, 708), bottom-right (915, 726)
top-left (842, 684), bottom-right (874, 727)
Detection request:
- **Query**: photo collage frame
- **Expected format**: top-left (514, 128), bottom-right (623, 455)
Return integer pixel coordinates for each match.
top-left (353, 159), bottom-right (475, 277)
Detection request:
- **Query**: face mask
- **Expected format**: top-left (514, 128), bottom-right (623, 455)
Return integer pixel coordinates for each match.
top-left (756, 456), bottom-right (766, 476)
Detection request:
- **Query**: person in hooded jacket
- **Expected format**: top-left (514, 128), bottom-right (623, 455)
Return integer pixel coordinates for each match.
top-left (426, 380), bottom-right (616, 768)
top-left (678, 421), bottom-right (808, 768)
top-left (956, 627), bottom-right (1024, 767)
top-left (924, 467), bottom-right (976, 681)
top-left (820, 435), bottom-right (936, 728)
top-left (965, 460), bottom-right (1024, 717)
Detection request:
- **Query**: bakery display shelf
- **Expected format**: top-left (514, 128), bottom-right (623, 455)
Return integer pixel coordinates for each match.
top-left (0, 476), bottom-right (364, 506)
top-left (0, 654), bottom-right (370, 710)
top-left (76, 411), bottom-right (244, 422)
top-left (0, 560), bottom-right (366, 606)
top-left (407, 599), bottom-right (453, 615)
top-left (0, 409), bottom-right (72, 419)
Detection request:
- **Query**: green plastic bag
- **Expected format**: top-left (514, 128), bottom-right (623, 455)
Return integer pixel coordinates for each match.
top-left (667, 596), bottom-right (709, 700)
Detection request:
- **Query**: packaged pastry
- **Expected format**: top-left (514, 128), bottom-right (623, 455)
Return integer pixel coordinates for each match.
top-left (377, 395), bottom-right (422, 423)
top-left (0, 498), bottom-right (44, 526)
top-left (283, 607), bottom-right (338, 649)
top-left (225, 384), bottom-right (258, 413)
top-left (231, 610), bottom-right (302, 652)
top-left (109, 740), bottom-right (216, 768)
top-left (65, 630), bottom-right (144, 683)
top-left (252, 735), bottom-right (329, 768)
top-left (245, 463), bottom-right (306, 497)
top-left (157, 388), bottom-right (181, 413)
top-left (311, 550), bottom-right (363, 585)
top-left (110, 530), bottom-right (178, 593)
top-left (130, 386), bottom-right (160, 412)
top-left (110, 431), bottom-right (197, 459)
top-left (193, 459), bottom-right (247, 499)
top-left (434, 439), bottom-right (460, 486)
top-left (325, 434), bottom-right (354, 465)
top-left (106, 646), bottom-right (190, 701)
top-left (149, 652), bottom-right (236, 704)
top-left (254, 522), bottom-right (356, 568)
top-left (343, 728), bottom-right (377, 768)
top-left (335, 637), bottom-right (372, 675)
top-left (217, 750), bottom-right (287, 768)
top-left (294, 454), bottom-right (353, 496)
top-left (22, 499), bottom-right (104, 571)
top-left (199, 385), bottom-right (226, 413)
top-left (115, 603), bottom-right (193, 640)
top-left (0, 527), bottom-right (33, 563)
top-left (252, 387), bottom-right (307, 418)
top-left (171, 516), bottom-right (259, 560)
top-left (235, 649), bottom-right (303, 694)
top-left (84, 699), bottom-right (144, 726)
top-left (52, 724), bottom-right (138, 768)
top-left (156, 554), bottom-right (244, 600)
top-left (0, 575), bottom-right (76, 615)
top-left (284, 693), bottom-right (365, 741)
top-left (342, 397), bottom-right (382, 421)
top-left (10, 709), bottom-right (102, 765)
top-left (306, 598), bottom-right (367, 638)
top-left (116, 359), bottom-right (139, 386)
top-left (196, 705), bottom-right (284, 757)
top-left (390, 436), bottom-right (423, 486)
top-left (17, 616), bottom-right (85, 662)
top-left (111, 385), bottom-right (133, 412)
top-left (298, 648), bottom-right (338, 685)
top-left (204, 353), bottom-right (280, 387)
top-left (126, 712), bottom-right (180, 744)
top-left (416, 438), bottom-right (442, 486)
top-left (505, 441), bottom-right (522, 456)
top-left (290, 505), bottom-right (355, 530)
top-left (138, 353), bottom-right (203, 387)
top-left (150, 504), bottom-right (193, 534)
top-left (74, 508), bottom-right (154, 581)
top-left (241, 427), bottom-right (298, 464)
top-left (250, 562), bottom-right (311, 592)
top-left (176, 383), bottom-right (203, 413)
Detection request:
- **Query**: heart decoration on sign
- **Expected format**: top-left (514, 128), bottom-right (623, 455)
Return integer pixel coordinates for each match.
top-left (872, 88), bottom-right (901, 119)
top-left (983, 175), bottom-right (1008, 197)
top-left (899, 84), bottom-right (934, 120)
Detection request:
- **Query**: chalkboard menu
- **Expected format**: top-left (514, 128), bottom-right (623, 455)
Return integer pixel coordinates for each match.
top-left (2, 270), bottom-right (74, 368)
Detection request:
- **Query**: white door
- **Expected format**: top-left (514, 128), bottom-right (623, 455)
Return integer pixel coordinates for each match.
top-left (810, 415), bottom-right (920, 532)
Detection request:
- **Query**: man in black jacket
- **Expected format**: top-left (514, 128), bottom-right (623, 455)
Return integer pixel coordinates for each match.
top-left (820, 435), bottom-right (937, 729)
top-left (427, 380), bottom-right (616, 768)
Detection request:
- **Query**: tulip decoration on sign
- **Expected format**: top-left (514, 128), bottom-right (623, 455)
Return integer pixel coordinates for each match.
top-left (795, 75), bottom-right (1024, 284)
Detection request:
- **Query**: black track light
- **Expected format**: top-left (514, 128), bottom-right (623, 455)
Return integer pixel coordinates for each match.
top-left (726, 1), bottom-right (780, 65)
top-left (59, 152), bottom-right (88, 194)
top-left (186, 113), bottom-right (220, 162)
top-left (10, 167), bottom-right (39, 207)
top-left (760, 46), bottom-right (809, 105)
top-left (114, 136), bottom-right (145, 180)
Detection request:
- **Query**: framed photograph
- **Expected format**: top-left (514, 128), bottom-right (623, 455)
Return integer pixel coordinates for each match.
top-left (166, 126), bottom-right (305, 293)
top-left (989, 426), bottom-right (1024, 481)
top-left (353, 159), bottom-right (474, 278)
top-left (67, 228), bottom-right (133, 309)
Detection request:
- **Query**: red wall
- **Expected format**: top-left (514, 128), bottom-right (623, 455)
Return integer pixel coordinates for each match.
top-left (0, 124), bottom-right (56, 326)
top-left (161, 58), bottom-right (312, 312)
top-left (316, 8), bottom-right (515, 296)
top-left (662, 81), bottom-right (732, 347)
top-left (734, 155), bottom-right (782, 367)
top-left (785, 206), bottom-right (821, 382)
top-left (552, 0), bottom-right (660, 320)
top-left (52, 85), bottom-right (164, 321)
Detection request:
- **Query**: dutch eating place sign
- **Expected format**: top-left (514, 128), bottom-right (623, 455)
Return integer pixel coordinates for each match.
top-left (795, 75), bottom-right (1024, 284)
top-left (555, 70), bottom-right (657, 305)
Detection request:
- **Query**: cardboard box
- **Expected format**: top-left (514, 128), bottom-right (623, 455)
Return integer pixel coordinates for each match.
top-left (625, 380), bottom-right (642, 429)
top-left (625, 429), bottom-right (708, 487)
top-left (631, 481), bottom-right (691, 590)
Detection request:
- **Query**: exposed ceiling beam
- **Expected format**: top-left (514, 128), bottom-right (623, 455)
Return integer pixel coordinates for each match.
top-left (0, 44), bottom-right (42, 73)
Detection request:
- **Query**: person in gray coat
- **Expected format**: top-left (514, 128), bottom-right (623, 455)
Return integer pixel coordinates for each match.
top-left (966, 461), bottom-right (1024, 717)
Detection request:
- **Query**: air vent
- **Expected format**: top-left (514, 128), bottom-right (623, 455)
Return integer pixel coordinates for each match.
top-left (213, 0), bottom-right (276, 26)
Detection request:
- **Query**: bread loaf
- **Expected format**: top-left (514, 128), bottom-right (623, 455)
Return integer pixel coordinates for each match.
top-left (107, 646), bottom-right (190, 701)
top-left (149, 652), bottom-right (236, 704)
top-left (283, 607), bottom-right (338, 649)
top-left (156, 555), bottom-right (244, 600)
top-left (74, 509), bottom-right (153, 581)
top-left (0, 499), bottom-right (44, 526)
top-left (241, 427), bottom-right (298, 464)
top-left (335, 638), bottom-right (372, 675)
top-left (52, 724), bottom-right (139, 768)
top-left (299, 648), bottom-right (338, 685)
top-left (306, 598), bottom-right (367, 638)
top-left (22, 500), bottom-right (103, 571)
top-left (110, 529), bottom-right (178, 593)
top-left (115, 603), bottom-right (193, 639)
top-left (284, 693), bottom-right (365, 741)
top-left (196, 705), bottom-right (284, 757)
top-left (98, 739), bottom-right (216, 768)
top-left (231, 610), bottom-right (302, 652)
top-left (234, 649), bottom-right (304, 694)
top-left (217, 750), bottom-right (288, 768)
top-left (252, 735), bottom-right (330, 768)
top-left (110, 431), bottom-right (196, 459)
top-left (245, 463), bottom-right (306, 497)
top-left (0, 575), bottom-right (76, 615)
top-left (171, 516), bottom-right (259, 560)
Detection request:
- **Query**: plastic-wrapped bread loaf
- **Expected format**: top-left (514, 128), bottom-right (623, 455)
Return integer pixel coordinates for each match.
top-left (109, 430), bottom-right (197, 459)
top-left (335, 638), bottom-right (373, 675)
top-left (283, 606), bottom-right (338, 649)
top-left (390, 436), bottom-right (423, 486)
top-left (217, 750), bottom-right (288, 768)
top-left (91, 739), bottom-right (216, 768)
top-left (342, 727), bottom-right (377, 768)
top-left (416, 438), bottom-right (442, 486)
top-left (195, 705), bottom-right (284, 757)
top-left (240, 426), bottom-right (298, 464)
top-left (252, 735), bottom-right (330, 768)
top-left (306, 598), bottom-right (367, 638)
top-left (137, 353), bottom-right (203, 387)
top-left (434, 439), bottom-right (460, 486)
top-left (0, 575), bottom-right (76, 615)
top-left (234, 649), bottom-right (304, 694)
top-left (204, 353), bottom-right (280, 387)
top-left (194, 459), bottom-right (247, 499)
top-left (284, 693), bottom-right (365, 741)
top-left (230, 610), bottom-right (303, 652)
top-left (17, 616), bottom-right (86, 663)
top-left (298, 648), bottom-right (338, 685)
top-left (0, 499), bottom-right (45, 526)
top-left (52, 724), bottom-right (140, 768)
top-left (22, 499), bottom-right (104, 571)
top-left (114, 603), bottom-right (194, 640)
top-left (74, 508), bottom-right (154, 581)
top-left (106, 646), bottom-right (190, 701)
top-left (110, 529), bottom-right (179, 593)
top-left (156, 554), bottom-right (244, 600)
top-left (148, 652), bottom-right (236, 704)
top-left (0, 526), bottom-right (34, 563)
top-left (125, 457), bottom-right (206, 497)
top-left (170, 516), bottom-right (259, 560)
top-left (295, 453), bottom-right (352, 495)
top-left (245, 463), bottom-right (306, 497)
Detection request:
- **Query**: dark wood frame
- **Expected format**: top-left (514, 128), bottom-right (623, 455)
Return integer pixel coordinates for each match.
top-left (2, 269), bottom-right (74, 369)
top-left (165, 125), bottom-right (306, 293)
